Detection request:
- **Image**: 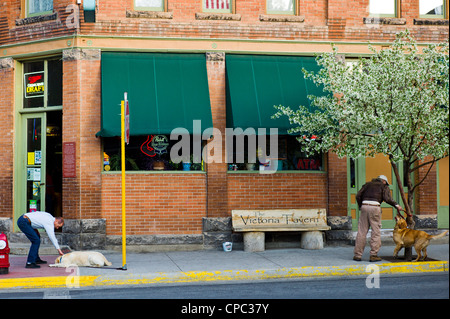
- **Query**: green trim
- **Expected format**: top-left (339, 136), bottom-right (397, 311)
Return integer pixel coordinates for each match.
top-left (437, 159), bottom-right (449, 228)
top-left (14, 113), bottom-right (47, 231)
top-left (1, 34), bottom-right (439, 60)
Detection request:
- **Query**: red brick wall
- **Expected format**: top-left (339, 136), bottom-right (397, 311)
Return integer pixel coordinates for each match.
top-left (415, 157), bottom-right (438, 215)
top-left (0, 0), bottom-right (447, 225)
top-left (78, 0), bottom-right (448, 43)
top-left (206, 53), bottom-right (228, 218)
top-left (228, 172), bottom-right (328, 212)
top-left (101, 173), bottom-right (207, 235)
top-left (0, 1), bottom-right (448, 46)
top-left (0, 61), bottom-right (15, 218)
top-left (327, 153), bottom-right (348, 216)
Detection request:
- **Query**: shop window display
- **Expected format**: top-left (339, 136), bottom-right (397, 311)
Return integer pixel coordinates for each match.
top-left (227, 135), bottom-right (323, 172)
top-left (103, 135), bottom-right (204, 172)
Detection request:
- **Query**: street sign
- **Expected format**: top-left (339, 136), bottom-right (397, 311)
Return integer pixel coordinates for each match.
top-left (125, 100), bottom-right (130, 145)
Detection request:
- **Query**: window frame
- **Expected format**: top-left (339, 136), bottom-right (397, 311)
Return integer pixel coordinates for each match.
top-left (202, 0), bottom-right (233, 13)
top-left (134, 0), bottom-right (166, 12)
top-left (266, 0), bottom-right (296, 15)
top-left (21, 58), bottom-right (63, 111)
top-left (26, 0), bottom-right (53, 17)
top-left (419, 0), bottom-right (447, 19)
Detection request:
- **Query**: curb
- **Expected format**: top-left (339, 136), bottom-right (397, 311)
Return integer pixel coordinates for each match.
top-left (1, 260), bottom-right (447, 290)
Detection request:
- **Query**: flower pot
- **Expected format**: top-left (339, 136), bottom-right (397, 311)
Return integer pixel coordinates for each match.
top-left (182, 162), bottom-right (191, 171)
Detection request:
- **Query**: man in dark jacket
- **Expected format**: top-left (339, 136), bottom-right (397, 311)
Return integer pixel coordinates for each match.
top-left (353, 175), bottom-right (403, 262)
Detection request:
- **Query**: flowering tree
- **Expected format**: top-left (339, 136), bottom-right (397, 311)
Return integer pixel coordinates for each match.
top-left (273, 30), bottom-right (449, 217)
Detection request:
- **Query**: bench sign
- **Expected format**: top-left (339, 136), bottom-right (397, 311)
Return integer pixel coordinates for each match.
top-left (232, 209), bottom-right (330, 232)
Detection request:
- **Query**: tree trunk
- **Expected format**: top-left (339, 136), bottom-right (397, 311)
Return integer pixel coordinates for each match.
top-left (390, 159), bottom-right (414, 261)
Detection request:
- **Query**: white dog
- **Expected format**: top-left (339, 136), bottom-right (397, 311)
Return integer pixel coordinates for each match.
top-left (49, 251), bottom-right (112, 268)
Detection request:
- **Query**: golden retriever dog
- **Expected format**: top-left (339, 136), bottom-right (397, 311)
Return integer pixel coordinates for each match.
top-left (393, 216), bottom-right (448, 262)
top-left (50, 251), bottom-right (112, 268)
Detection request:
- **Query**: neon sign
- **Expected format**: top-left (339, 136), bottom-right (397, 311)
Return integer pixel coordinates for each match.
top-left (24, 72), bottom-right (45, 98)
top-left (140, 135), bottom-right (156, 157)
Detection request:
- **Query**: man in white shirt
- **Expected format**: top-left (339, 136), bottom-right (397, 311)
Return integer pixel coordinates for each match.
top-left (17, 211), bottom-right (64, 268)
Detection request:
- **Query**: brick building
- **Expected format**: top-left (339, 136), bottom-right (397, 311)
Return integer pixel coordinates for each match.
top-left (0, 0), bottom-right (448, 250)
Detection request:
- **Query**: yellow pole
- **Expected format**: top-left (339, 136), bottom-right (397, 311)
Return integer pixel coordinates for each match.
top-left (121, 100), bottom-right (127, 270)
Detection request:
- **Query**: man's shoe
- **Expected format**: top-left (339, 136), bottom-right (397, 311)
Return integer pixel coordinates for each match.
top-left (25, 263), bottom-right (40, 269)
top-left (36, 258), bottom-right (47, 264)
top-left (353, 256), bottom-right (362, 261)
top-left (370, 256), bottom-right (382, 262)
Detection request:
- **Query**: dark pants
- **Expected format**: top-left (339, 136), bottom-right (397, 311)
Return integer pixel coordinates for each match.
top-left (17, 216), bottom-right (40, 264)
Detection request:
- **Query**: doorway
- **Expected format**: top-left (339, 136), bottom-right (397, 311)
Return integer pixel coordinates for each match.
top-left (347, 154), bottom-right (408, 230)
top-left (16, 111), bottom-right (62, 222)
top-left (14, 57), bottom-right (63, 231)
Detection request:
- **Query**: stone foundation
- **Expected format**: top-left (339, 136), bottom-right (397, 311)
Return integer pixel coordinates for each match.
top-left (62, 219), bottom-right (106, 250)
top-left (325, 216), bottom-right (354, 245)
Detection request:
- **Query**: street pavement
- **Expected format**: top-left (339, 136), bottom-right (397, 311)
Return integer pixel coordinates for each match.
top-left (0, 242), bottom-right (448, 290)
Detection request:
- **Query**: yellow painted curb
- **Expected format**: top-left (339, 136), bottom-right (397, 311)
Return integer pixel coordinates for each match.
top-left (0, 276), bottom-right (98, 290)
top-left (0, 261), bottom-right (447, 289)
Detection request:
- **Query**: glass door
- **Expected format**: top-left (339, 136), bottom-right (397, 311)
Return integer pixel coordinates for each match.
top-left (348, 153), bottom-right (406, 230)
top-left (21, 113), bottom-right (47, 216)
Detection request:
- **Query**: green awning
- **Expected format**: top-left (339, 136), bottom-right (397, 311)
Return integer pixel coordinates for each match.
top-left (226, 55), bottom-right (323, 135)
top-left (97, 52), bottom-right (213, 137)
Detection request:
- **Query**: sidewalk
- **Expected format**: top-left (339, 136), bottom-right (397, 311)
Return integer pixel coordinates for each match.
top-left (1, 243), bottom-right (448, 290)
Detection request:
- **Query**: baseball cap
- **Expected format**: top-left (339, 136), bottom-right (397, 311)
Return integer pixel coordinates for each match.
top-left (377, 175), bottom-right (389, 185)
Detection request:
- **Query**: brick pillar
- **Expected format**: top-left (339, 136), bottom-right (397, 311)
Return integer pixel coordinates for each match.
top-left (62, 49), bottom-right (102, 220)
top-left (327, 0), bottom-right (347, 40)
top-left (327, 152), bottom-right (348, 216)
top-left (205, 52), bottom-right (228, 218)
top-left (415, 157), bottom-right (438, 216)
top-left (0, 58), bottom-right (15, 219)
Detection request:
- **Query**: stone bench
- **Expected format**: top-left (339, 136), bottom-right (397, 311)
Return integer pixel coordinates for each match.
top-left (232, 209), bottom-right (331, 252)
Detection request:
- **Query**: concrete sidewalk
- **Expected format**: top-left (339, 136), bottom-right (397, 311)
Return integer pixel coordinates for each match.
top-left (1, 243), bottom-right (448, 290)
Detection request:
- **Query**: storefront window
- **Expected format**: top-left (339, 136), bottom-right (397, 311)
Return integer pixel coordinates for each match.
top-left (103, 135), bottom-right (205, 172)
top-left (227, 135), bottom-right (323, 172)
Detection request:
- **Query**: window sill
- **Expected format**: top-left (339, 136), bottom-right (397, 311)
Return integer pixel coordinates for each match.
top-left (363, 17), bottom-right (406, 25)
top-left (259, 14), bottom-right (305, 23)
top-left (126, 9), bottom-right (173, 19)
top-left (15, 12), bottom-right (58, 26)
top-left (195, 12), bottom-right (241, 21)
top-left (414, 18), bottom-right (449, 26)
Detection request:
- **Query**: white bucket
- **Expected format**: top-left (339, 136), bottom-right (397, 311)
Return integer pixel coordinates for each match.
top-left (222, 242), bottom-right (232, 252)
